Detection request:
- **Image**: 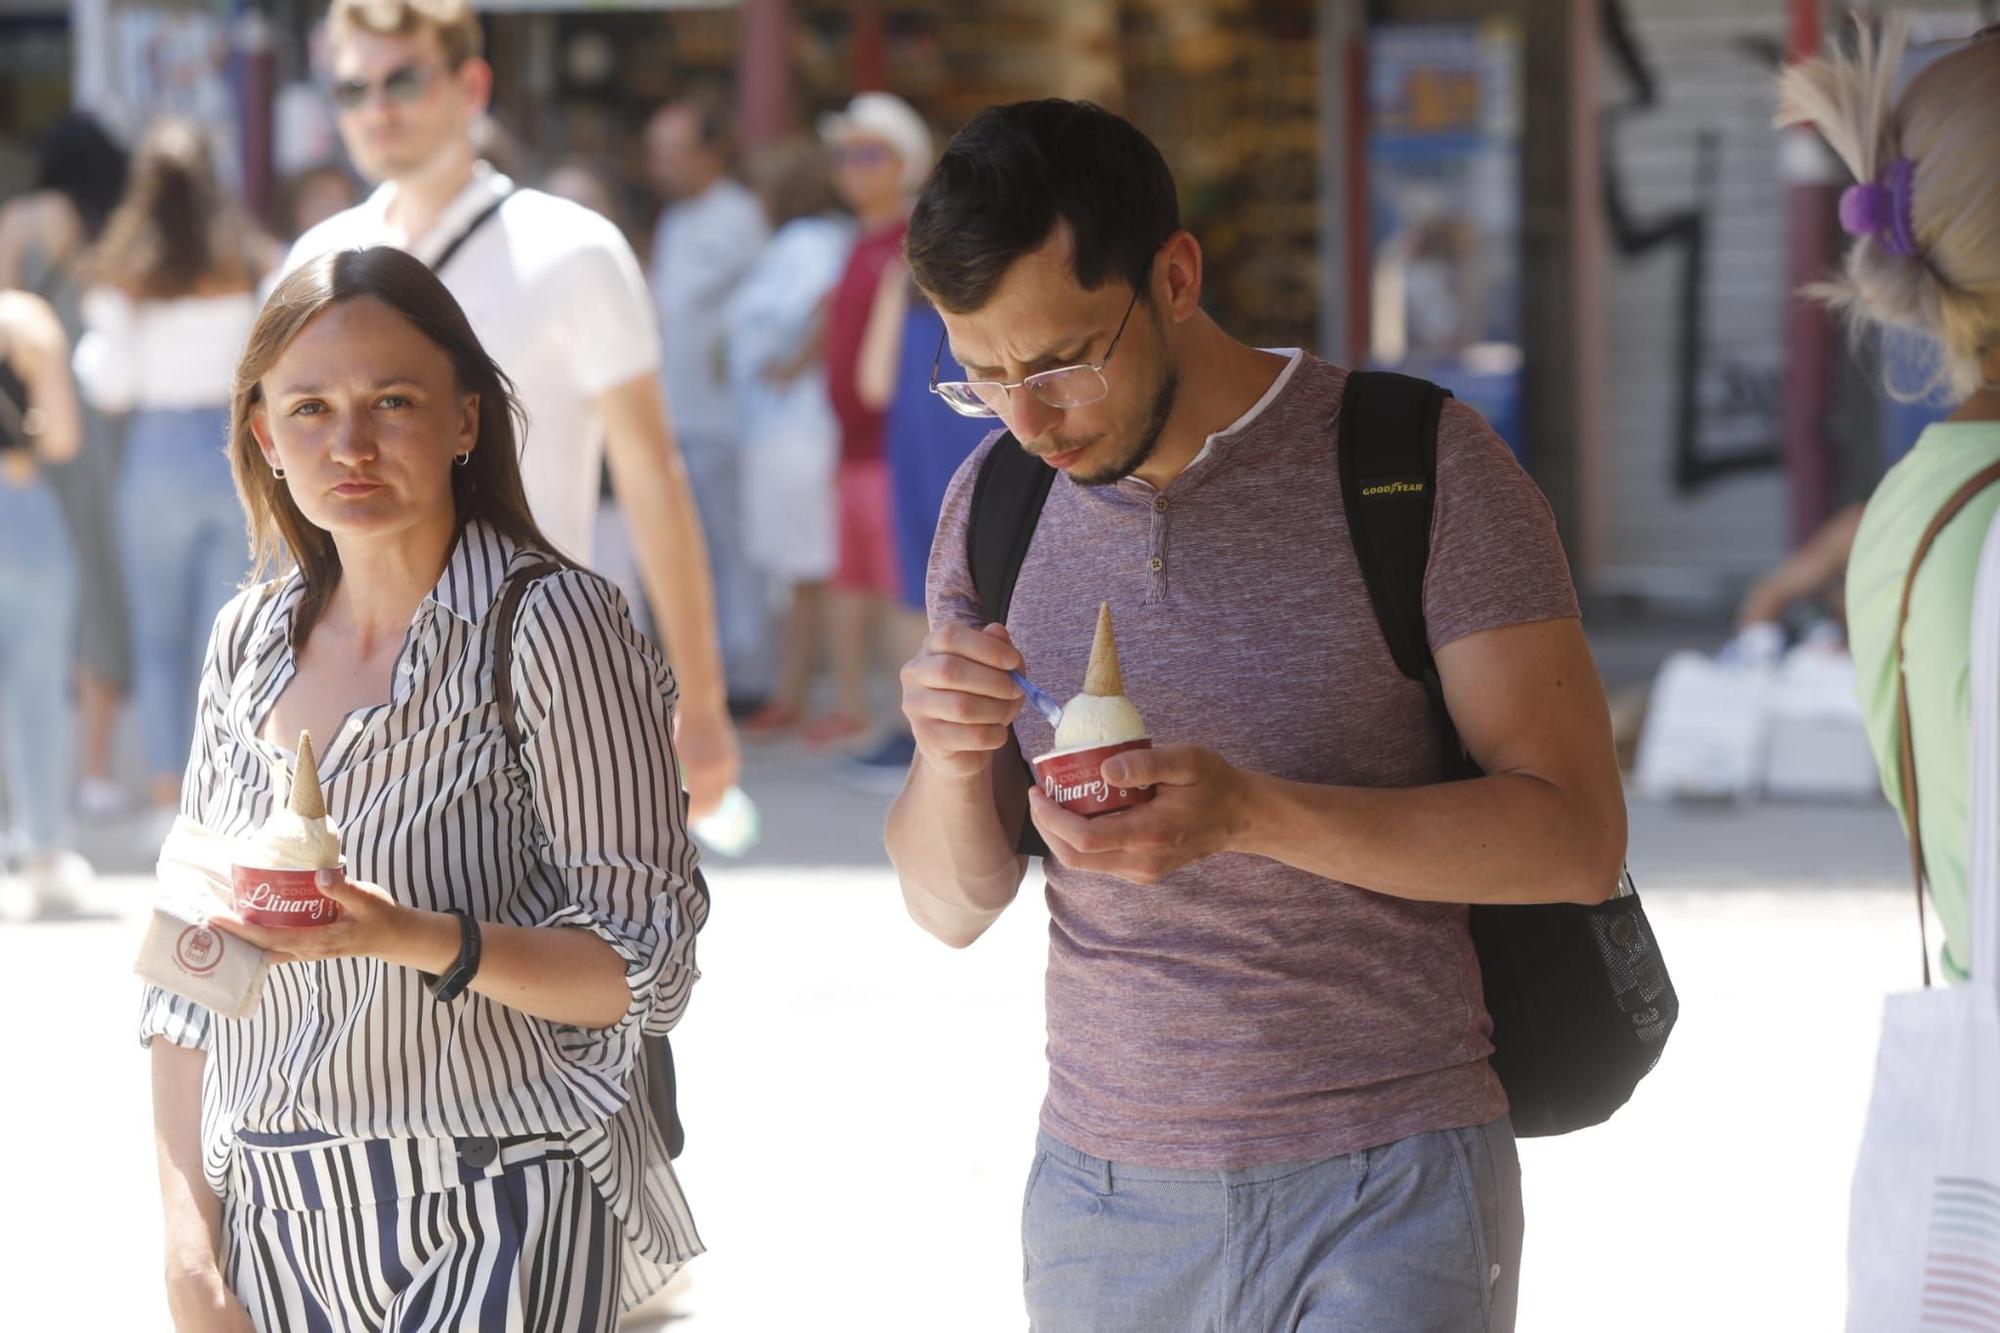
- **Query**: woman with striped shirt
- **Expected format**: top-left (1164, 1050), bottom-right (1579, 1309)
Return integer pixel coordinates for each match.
top-left (143, 245), bottom-right (704, 1331)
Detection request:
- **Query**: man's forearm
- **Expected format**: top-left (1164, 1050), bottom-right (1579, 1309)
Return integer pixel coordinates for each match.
top-left (1236, 769), bottom-right (1625, 906)
top-left (887, 754), bottom-right (1029, 947)
top-left (607, 433), bottom-right (727, 713)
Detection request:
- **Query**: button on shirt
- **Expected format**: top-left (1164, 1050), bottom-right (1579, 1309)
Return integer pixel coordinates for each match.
top-left (139, 521), bottom-right (707, 1277)
top-left (650, 178), bottom-right (769, 446)
top-left (283, 165), bottom-right (660, 562)
top-left (926, 352), bottom-right (1581, 1170)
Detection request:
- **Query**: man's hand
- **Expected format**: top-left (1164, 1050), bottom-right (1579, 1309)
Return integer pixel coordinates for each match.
top-left (901, 622), bottom-right (1026, 780)
top-left (1026, 744), bottom-right (1253, 885)
top-left (675, 699), bottom-right (740, 823)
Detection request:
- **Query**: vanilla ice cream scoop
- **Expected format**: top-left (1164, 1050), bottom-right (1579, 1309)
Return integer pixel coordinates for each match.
top-left (1051, 603), bottom-right (1149, 750)
top-left (252, 732), bottom-right (343, 870)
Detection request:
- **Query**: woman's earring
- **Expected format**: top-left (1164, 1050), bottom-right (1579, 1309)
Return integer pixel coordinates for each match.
top-left (454, 451), bottom-right (471, 468)
top-left (271, 465), bottom-right (286, 479)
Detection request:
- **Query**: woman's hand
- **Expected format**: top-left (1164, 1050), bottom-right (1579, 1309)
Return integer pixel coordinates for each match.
top-left (165, 1266), bottom-right (255, 1332)
top-left (210, 869), bottom-right (455, 973)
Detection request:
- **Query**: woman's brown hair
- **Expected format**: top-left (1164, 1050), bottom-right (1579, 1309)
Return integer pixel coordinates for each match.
top-left (231, 246), bottom-right (571, 646)
top-left (86, 118), bottom-right (264, 301)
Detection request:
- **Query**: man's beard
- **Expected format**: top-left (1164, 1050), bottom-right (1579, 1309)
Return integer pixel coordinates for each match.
top-left (1065, 356), bottom-right (1180, 489)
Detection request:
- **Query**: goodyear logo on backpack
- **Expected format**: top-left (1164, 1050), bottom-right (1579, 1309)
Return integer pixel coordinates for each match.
top-left (1360, 477), bottom-right (1428, 500)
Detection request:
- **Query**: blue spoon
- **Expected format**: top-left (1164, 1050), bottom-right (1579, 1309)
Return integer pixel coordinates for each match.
top-left (1011, 671), bottom-right (1064, 728)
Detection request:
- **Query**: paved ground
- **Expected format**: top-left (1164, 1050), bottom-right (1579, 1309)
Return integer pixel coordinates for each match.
top-left (0, 713), bottom-right (1919, 1330)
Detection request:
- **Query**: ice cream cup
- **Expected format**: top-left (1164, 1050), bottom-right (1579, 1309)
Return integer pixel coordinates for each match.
top-left (1031, 738), bottom-right (1156, 817)
top-left (231, 861), bottom-right (344, 928)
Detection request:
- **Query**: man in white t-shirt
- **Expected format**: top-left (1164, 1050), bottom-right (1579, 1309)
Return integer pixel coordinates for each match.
top-left (286, 0), bottom-right (737, 816)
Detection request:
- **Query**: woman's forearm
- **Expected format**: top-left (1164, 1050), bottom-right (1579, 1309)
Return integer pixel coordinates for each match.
top-left (384, 912), bottom-right (635, 1030)
top-left (151, 1042), bottom-right (223, 1280)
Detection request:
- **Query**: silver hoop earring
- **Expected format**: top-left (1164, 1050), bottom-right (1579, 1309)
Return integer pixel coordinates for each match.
top-left (454, 451), bottom-right (471, 468)
top-left (271, 466), bottom-right (286, 479)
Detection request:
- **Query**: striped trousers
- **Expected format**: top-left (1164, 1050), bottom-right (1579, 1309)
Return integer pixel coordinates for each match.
top-left (224, 1130), bottom-right (623, 1332)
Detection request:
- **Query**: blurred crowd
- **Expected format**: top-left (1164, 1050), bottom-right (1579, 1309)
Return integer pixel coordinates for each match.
top-left (0, 60), bottom-right (988, 916)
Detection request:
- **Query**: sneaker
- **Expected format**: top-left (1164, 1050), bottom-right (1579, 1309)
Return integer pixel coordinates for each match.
top-left (835, 732), bottom-right (917, 795)
top-left (23, 850), bottom-right (93, 919)
top-left (76, 777), bottom-right (130, 819)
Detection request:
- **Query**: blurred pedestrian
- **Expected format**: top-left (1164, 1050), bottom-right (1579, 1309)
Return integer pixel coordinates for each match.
top-left (647, 90), bottom-right (772, 713)
top-left (73, 118), bottom-right (265, 820)
top-left (725, 138), bottom-right (853, 736)
top-left (284, 0), bottom-right (739, 821)
top-left (818, 92), bottom-right (932, 771)
top-left (0, 289), bottom-right (91, 915)
top-left (0, 113), bottom-right (133, 817)
top-left (1782, 21), bottom-right (2000, 982)
top-left (279, 160), bottom-right (360, 240)
top-left (856, 259), bottom-right (990, 785)
top-left (145, 246), bottom-right (704, 1329)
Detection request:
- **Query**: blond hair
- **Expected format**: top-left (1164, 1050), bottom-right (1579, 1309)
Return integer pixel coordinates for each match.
top-left (1777, 20), bottom-right (2000, 399)
top-left (328, 0), bottom-right (483, 68)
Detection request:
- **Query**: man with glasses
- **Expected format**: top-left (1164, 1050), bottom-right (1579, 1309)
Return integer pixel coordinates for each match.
top-left (283, 0), bottom-right (738, 821)
top-left (886, 100), bottom-right (1626, 1330)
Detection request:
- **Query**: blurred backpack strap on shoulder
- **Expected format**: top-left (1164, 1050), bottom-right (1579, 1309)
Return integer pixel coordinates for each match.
top-left (1892, 457), bottom-right (2000, 988)
top-left (428, 187), bottom-right (518, 277)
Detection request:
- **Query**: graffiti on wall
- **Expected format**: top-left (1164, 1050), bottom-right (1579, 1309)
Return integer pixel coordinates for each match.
top-left (1600, 0), bottom-right (1784, 495)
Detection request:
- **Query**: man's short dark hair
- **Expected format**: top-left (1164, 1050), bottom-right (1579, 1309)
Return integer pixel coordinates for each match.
top-left (906, 99), bottom-right (1180, 314)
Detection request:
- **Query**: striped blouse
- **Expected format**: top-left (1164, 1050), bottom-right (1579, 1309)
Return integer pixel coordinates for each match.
top-left (139, 520), bottom-right (706, 1290)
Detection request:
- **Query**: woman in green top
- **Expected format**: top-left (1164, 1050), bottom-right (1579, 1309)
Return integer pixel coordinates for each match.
top-left (1780, 21), bottom-right (2000, 981)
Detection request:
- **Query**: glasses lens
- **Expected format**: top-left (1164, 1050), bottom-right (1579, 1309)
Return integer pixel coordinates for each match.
top-left (383, 65), bottom-right (431, 103)
top-left (933, 383), bottom-right (1003, 418)
top-left (1027, 366), bottom-right (1109, 410)
top-left (331, 79), bottom-right (370, 110)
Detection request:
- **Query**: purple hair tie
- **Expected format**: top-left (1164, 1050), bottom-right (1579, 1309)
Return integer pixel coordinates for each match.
top-left (1839, 157), bottom-right (1918, 258)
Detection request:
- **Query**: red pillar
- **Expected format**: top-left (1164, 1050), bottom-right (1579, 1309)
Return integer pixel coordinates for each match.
top-left (734, 0), bottom-right (796, 157)
top-left (1780, 0), bottom-right (1838, 544)
top-left (852, 1), bottom-right (887, 93)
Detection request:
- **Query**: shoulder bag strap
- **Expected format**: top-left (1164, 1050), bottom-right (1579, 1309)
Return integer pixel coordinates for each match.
top-left (1893, 458), bottom-right (2000, 987)
top-left (429, 188), bottom-right (517, 277)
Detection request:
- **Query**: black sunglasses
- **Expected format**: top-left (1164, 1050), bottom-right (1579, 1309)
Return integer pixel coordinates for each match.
top-left (331, 62), bottom-right (439, 112)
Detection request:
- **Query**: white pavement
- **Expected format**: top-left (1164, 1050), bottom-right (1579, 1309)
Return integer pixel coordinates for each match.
top-left (0, 752), bottom-right (1922, 1330)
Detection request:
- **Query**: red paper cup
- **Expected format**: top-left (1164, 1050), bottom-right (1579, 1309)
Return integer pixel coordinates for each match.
top-left (232, 862), bottom-right (343, 928)
top-left (1031, 738), bottom-right (1156, 817)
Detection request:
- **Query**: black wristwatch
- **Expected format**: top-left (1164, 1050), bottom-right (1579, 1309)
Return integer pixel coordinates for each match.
top-left (424, 909), bottom-right (483, 1002)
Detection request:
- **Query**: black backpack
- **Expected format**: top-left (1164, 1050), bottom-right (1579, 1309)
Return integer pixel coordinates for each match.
top-left (967, 370), bottom-right (1677, 1138)
top-left (492, 562), bottom-right (695, 1160)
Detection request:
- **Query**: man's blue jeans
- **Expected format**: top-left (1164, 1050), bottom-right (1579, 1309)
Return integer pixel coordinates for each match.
top-left (1023, 1118), bottom-right (1523, 1332)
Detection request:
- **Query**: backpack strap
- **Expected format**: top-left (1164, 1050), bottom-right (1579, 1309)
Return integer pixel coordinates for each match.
top-left (1893, 458), bottom-right (2000, 988)
top-left (967, 434), bottom-right (1057, 857)
top-left (491, 560), bottom-right (564, 754)
top-left (969, 432), bottom-right (1058, 627)
top-left (1335, 371), bottom-right (1465, 765)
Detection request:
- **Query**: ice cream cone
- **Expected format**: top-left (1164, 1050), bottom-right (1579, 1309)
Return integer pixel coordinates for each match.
top-left (1084, 602), bottom-right (1124, 697)
top-left (290, 731), bottom-right (326, 820)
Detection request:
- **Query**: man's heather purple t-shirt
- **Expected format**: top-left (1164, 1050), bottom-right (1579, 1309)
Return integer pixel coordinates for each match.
top-left (926, 352), bottom-right (1580, 1170)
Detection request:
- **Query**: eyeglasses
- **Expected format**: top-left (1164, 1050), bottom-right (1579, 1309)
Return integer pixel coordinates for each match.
top-left (832, 143), bottom-right (895, 168)
top-left (331, 62), bottom-right (438, 112)
top-left (930, 288), bottom-right (1143, 418)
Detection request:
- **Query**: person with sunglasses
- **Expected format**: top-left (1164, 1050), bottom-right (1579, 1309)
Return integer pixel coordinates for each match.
top-left (283, 0), bottom-right (738, 827)
top-left (886, 100), bottom-right (1627, 1331)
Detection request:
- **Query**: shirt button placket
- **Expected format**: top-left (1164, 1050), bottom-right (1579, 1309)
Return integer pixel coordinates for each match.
top-left (1148, 494), bottom-right (1169, 601)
